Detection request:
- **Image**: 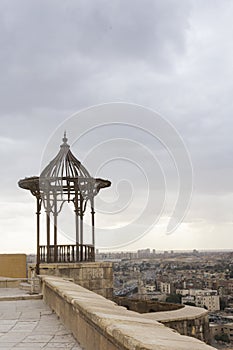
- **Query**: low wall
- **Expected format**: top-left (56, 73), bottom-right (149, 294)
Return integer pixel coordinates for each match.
top-left (0, 277), bottom-right (27, 288)
top-left (41, 276), bottom-right (215, 350)
top-left (114, 297), bottom-right (183, 313)
top-left (0, 254), bottom-right (26, 278)
top-left (30, 261), bottom-right (113, 299)
top-left (144, 305), bottom-right (210, 344)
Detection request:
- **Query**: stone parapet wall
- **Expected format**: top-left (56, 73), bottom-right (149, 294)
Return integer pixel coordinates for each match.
top-left (41, 275), bottom-right (215, 350)
top-left (144, 305), bottom-right (210, 343)
top-left (114, 297), bottom-right (183, 313)
top-left (29, 262), bottom-right (113, 299)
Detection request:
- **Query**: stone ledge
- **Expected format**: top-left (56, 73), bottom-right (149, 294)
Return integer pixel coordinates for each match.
top-left (35, 262), bottom-right (113, 269)
top-left (0, 277), bottom-right (28, 288)
top-left (41, 276), bottom-right (215, 350)
top-left (0, 294), bottom-right (43, 301)
top-left (143, 305), bottom-right (208, 322)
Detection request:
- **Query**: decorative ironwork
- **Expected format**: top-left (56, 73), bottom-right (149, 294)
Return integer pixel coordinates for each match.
top-left (39, 244), bottom-right (94, 263)
top-left (18, 133), bottom-right (111, 274)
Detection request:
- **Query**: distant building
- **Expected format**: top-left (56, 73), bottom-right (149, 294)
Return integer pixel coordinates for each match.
top-left (181, 295), bottom-right (195, 304)
top-left (176, 289), bottom-right (189, 296)
top-left (137, 249), bottom-right (151, 259)
top-left (210, 322), bottom-right (233, 342)
top-left (178, 288), bottom-right (220, 311)
top-left (195, 295), bottom-right (220, 311)
top-left (160, 282), bottom-right (172, 294)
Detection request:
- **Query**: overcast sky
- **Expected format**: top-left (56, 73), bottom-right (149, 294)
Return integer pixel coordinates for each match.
top-left (1, 0), bottom-right (233, 253)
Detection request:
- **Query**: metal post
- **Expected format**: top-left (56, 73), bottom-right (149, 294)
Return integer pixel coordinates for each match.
top-left (36, 197), bottom-right (41, 275)
top-left (74, 193), bottom-right (79, 262)
top-left (80, 195), bottom-right (83, 261)
top-left (46, 192), bottom-right (51, 263)
top-left (53, 194), bottom-right (58, 263)
top-left (46, 212), bottom-right (50, 263)
top-left (91, 197), bottom-right (95, 262)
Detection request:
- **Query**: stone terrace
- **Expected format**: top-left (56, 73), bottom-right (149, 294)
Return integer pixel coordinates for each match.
top-left (0, 296), bottom-right (82, 349)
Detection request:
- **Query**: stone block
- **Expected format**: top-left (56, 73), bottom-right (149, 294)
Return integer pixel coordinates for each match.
top-left (105, 288), bottom-right (113, 300)
top-left (83, 267), bottom-right (104, 280)
top-left (71, 268), bottom-right (83, 282)
top-left (103, 267), bottom-right (113, 280)
top-left (101, 278), bottom-right (112, 289)
top-left (90, 279), bottom-right (104, 290)
top-left (79, 280), bottom-right (90, 290)
top-left (0, 280), bottom-right (7, 288)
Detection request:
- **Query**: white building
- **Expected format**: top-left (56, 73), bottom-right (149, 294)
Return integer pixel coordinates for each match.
top-left (178, 289), bottom-right (220, 311)
top-left (160, 282), bottom-right (171, 294)
top-left (176, 289), bottom-right (189, 296)
top-left (195, 295), bottom-right (220, 312)
top-left (210, 323), bottom-right (233, 342)
top-left (181, 295), bottom-right (195, 304)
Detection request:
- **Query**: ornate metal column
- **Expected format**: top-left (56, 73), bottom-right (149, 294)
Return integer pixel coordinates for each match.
top-left (46, 192), bottom-right (51, 263)
top-left (80, 195), bottom-right (84, 261)
top-left (36, 197), bottom-right (42, 275)
top-left (53, 193), bottom-right (58, 262)
top-left (91, 197), bottom-right (95, 261)
top-left (74, 192), bottom-right (80, 261)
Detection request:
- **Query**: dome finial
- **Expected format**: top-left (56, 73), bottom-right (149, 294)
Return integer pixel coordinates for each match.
top-left (62, 131), bottom-right (68, 144)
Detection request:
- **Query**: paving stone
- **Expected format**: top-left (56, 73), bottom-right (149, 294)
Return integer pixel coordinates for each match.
top-left (45, 342), bottom-right (77, 348)
top-left (0, 332), bottom-right (26, 342)
top-left (55, 330), bottom-right (73, 336)
top-left (0, 325), bottom-right (14, 332)
top-left (0, 320), bottom-right (16, 326)
top-left (12, 321), bottom-right (37, 332)
top-left (15, 343), bottom-right (47, 348)
top-left (50, 334), bottom-right (76, 343)
top-left (22, 334), bottom-right (53, 343)
top-left (0, 298), bottom-right (83, 349)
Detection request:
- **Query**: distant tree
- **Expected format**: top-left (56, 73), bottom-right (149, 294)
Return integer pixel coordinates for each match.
top-left (183, 302), bottom-right (196, 307)
top-left (166, 294), bottom-right (182, 304)
top-left (220, 298), bottom-right (227, 311)
top-left (215, 334), bottom-right (230, 343)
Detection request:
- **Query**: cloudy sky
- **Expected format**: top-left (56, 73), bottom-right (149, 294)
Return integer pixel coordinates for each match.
top-left (1, 0), bottom-right (233, 254)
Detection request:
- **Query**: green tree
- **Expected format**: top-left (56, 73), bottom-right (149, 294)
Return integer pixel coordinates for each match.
top-left (166, 294), bottom-right (182, 304)
top-left (220, 298), bottom-right (227, 311)
top-left (215, 334), bottom-right (230, 343)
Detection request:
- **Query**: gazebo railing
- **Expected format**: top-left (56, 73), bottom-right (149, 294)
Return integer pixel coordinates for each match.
top-left (39, 244), bottom-right (95, 263)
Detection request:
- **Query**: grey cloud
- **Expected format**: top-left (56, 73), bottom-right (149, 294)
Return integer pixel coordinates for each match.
top-left (0, 0), bottom-right (191, 113)
top-left (1, 0), bottom-right (233, 251)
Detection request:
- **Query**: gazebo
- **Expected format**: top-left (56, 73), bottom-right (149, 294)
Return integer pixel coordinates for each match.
top-left (18, 133), bottom-right (111, 274)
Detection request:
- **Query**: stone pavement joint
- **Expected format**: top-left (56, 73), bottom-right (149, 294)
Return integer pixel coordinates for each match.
top-left (0, 298), bottom-right (83, 349)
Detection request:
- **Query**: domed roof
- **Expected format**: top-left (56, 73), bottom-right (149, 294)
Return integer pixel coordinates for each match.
top-left (40, 132), bottom-right (90, 179)
top-left (18, 133), bottom-right (111, 201)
